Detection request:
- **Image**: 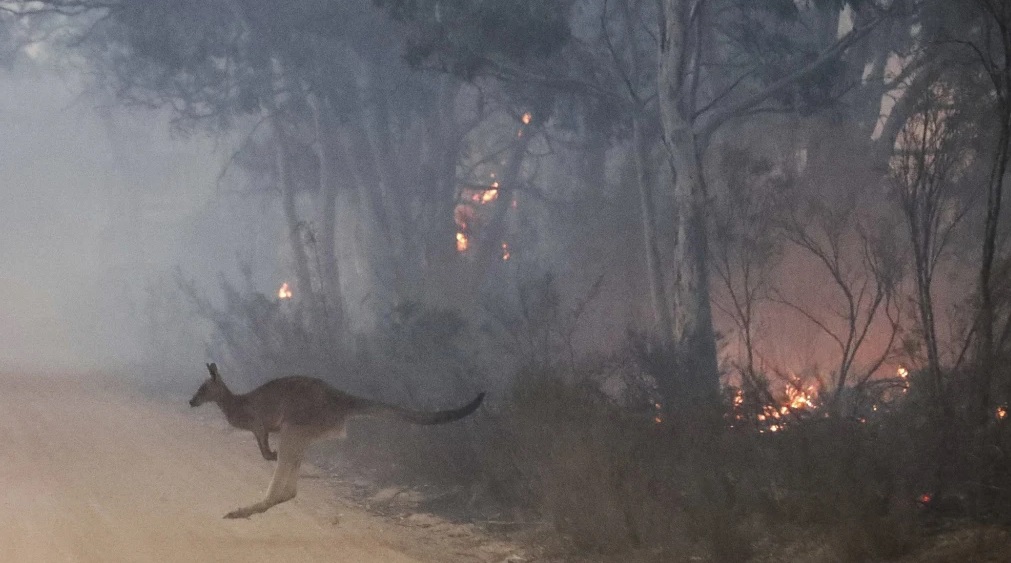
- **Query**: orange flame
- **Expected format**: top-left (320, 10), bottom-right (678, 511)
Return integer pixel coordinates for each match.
top-left (278, 282), bottom-right (293, 300)
top-left (521, 112), bottom-right (532, 125)
top-left (502, 242), bottom-right (511, 261)
top-left (998, 406), bottom-right (1007, 420)
top-left (456, 232), bottom-right (470, 253)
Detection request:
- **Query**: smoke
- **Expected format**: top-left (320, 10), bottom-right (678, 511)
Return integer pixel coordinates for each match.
top-left (0, 62), bottom-right (223, 372)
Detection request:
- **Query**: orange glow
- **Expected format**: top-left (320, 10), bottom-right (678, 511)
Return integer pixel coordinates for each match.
top-left (998, 406), bottom-right (1008, 420)
top-left (917, 493), bottom-right (932, 504)
top-left (456, 232), bottom-right (470, 253)
top-left (481, 188), bottom-right (499, 203)
top-left (278, 282), bottom-right (293, 300)
top-left (502, 242), bottom-right (511, 261)
top-left (897, 366), bottom-right (909, 379)
top-left (521, 112), bottom-right (532, 125)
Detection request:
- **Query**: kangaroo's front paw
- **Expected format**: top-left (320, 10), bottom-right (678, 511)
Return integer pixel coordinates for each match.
top-left (263, 450), bottom-right (277, 461)
top-left (224, 508), bottom-right (253, 519)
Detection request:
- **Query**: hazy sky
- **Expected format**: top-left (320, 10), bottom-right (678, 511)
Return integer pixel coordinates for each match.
top-left (0, 63), bottom-right (224, 371)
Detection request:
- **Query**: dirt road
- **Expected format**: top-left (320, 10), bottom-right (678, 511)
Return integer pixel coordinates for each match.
top-left (0, 373), bottom-right (497, 563)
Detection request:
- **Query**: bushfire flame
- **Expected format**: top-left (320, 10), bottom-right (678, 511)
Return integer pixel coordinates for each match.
top-left (456, 232), bottom-right (470, 252)
top-left (735, 382), bottom-right (820, 433)
top-left (787, 386), bottom-right (817, 410)
top-left (278, 282), bottom-right (293, 300)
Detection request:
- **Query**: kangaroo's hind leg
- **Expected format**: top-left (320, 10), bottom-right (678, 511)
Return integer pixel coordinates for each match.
top-left (224, 426), bottom-right (312, 519)
top-left (253, 427), bottom-right (277, 461)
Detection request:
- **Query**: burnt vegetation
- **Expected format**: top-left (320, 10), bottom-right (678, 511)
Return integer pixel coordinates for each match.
top-left (7, 0), bottom-right (1011, 560)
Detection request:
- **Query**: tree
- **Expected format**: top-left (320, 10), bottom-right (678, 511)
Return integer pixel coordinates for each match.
top-left (962, 0), bottom-right (1011, 415)
top-left (655, 0), bottom-right (893, 401)
top-left (777, 190), bottom-right (904, 414)
top-left (890, 86), bottom-right (970, 401)
top-left (710, 148), bottom-right (789, 406)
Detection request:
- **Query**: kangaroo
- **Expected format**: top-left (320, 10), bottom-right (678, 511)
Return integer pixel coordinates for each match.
top-left (189, 362), bottom-right (484, 519)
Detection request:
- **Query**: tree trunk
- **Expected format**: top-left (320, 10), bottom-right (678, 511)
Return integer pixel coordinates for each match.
top-left (632, 118), bottom-right (675, 338)
top-left (658, 0), bottom-right (720, 401)
top-left (979, 101), bottom-right (1010, 416)
top-left (421, 76), bottom-right (466, 306)
top-left (273, 117), bottom-right (318, 326)
top-left (308, 93), bottom-right (351, 347)
top-left (460, 130), bottom-right (531, 312)
top-left (978, 0), bottom-right (1011, 413)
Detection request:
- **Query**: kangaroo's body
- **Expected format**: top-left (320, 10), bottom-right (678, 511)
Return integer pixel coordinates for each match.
top-left (189, 363), bottom-right (484, 519)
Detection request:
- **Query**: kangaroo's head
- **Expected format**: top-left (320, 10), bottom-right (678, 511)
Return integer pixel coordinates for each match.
top-left (189, 362), bottom-right (229, 407)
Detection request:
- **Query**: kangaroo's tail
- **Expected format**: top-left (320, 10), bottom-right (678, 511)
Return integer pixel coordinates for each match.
top-left (353, 393), bottom-right (485, 425)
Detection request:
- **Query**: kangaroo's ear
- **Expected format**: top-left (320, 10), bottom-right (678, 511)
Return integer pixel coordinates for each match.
top-left (207, 363), bottom-right (220, 381)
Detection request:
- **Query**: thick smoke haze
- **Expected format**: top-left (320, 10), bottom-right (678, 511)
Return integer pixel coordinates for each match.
top-left (0, 63), bottom-right (225, 371)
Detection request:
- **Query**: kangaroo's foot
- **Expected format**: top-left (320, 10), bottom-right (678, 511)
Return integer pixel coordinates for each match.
top-left (223, 506), bottom-right (258, 519)
top-left (223, 489), bottom-right (296, 519)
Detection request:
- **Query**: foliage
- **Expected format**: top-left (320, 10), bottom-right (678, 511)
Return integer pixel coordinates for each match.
top-left (375, 0), bottom-right (573, 77)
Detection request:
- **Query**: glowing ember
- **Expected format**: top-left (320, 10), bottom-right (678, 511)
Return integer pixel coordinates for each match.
top-left (456, 232), bottom-right (470, 252)
top-left (897, 366), bottom-right (909, 379)
top-left (521, 112), bottom-right (532, 125)
top-left (998, 406), bottom-right (1008, 420)
top-left (502, 242), bottom-right (511, 261)
top-left (917, 493), bottom-right (932, 504)
top-left (278, 282), bottom-right (293, 300)
top-left (482, 188), bottom-right (499, 203)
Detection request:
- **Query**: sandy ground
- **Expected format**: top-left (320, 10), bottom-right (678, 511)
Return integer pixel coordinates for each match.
top-left (0, 373), bottom-right (512, 563)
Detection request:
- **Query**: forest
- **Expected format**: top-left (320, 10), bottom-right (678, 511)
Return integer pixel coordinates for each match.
top-left (2, 0), bottom-right (1011, 560)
